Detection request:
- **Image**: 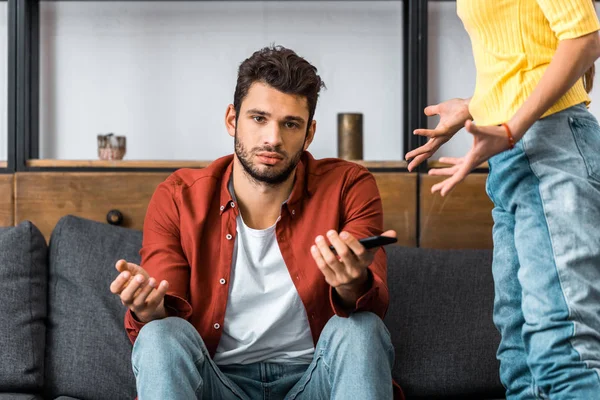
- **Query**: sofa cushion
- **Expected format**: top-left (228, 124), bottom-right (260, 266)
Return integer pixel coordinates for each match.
top-left (44, 216), bottom-right (140, 400)
top-left (384, 245), bottom-right (505, 398)
top-left (0, 221), bottom-right (48, 393)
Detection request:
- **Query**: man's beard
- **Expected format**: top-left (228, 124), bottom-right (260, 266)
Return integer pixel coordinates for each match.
top-left (234, 129), bottom-right (305, 186)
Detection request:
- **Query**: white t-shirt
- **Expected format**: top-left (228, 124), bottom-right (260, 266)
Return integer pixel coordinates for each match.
top-left (213, 212), bottom-right (315, 366)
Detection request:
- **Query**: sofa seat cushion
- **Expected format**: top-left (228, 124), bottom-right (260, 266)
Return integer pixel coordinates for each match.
top-left (0, 222), bottom-right (48, 393)
top-left (44, 216), bottom-right (140, 400)
top-left (384, 245), bottom-right (505, 398)
top-left (0, 394), bottom-right (43, 400)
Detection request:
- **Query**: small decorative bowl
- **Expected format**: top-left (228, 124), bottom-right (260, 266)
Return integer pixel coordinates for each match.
top-left (97, 133), bottom-right (126, 160)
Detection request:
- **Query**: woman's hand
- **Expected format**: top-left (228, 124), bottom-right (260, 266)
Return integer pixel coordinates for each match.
top-left (429, 120), bottom-right (512, 196)
top-left (405, 98), bottom-right (472, 171)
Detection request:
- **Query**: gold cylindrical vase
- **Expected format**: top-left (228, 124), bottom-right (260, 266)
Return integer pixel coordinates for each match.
top-left (337, 113), bottom-right (363, 160)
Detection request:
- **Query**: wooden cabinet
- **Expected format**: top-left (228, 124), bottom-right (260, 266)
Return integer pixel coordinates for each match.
top-left (6, 170), bottom-right (494, 249)
top-left (11, 171), bottom-right (420, 246)
top-left (0, 175), bottom-right (13, 227)
top-left (420, 174), bottom-right (494, 249)
top-left (373, 173), bottom-right (417, 247)
top-left (14, 172), bottom-right (171, 240)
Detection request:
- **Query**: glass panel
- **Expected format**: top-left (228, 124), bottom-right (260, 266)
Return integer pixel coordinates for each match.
top-left (39, 1), bottom-right (404, 162)
top-left (427, 1), bottom-right (476, 160)
top-left (0, 1), bottom-right (7, 163)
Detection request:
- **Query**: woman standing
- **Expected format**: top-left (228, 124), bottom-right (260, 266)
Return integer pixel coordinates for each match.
top-left (406, 1), bottom-right (600, 398)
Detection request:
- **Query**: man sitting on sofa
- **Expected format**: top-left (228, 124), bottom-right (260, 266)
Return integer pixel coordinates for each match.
top-left (109, 44), bottom-right (401, 400)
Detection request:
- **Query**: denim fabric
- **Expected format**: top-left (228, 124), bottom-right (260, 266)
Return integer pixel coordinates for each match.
top-left (132, 313), bottom-right (394, 400)
top-left (486, 103), bottom-right (600, 399)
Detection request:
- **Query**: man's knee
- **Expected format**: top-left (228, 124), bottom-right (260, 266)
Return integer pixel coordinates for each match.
top-left (322, 312), bottom-right (392, 349)
top-left (137, 316), bottom-right (195, 343)
top-left (133, 317), bottom-right (203, 365)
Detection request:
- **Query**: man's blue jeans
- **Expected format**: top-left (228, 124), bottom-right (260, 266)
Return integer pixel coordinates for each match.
top-left (132, 312), bottom-right (394, 399)
top-left (486, 103), bottom-right (600, 399)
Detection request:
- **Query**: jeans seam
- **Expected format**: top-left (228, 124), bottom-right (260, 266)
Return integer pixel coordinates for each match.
top-left (285, 350), bottom-right (324, 399)
top-left (193, 356), bottom-right (208, 397)
top-left (520, 133), bottom-right (600, 395)
top-left (193, 372), bottom-right (203, 398)
top-left (521, 136), bottom-right (574, 322)
top-left (322, 356), bottom-right (333, 389)
top-left (206, 360), bottom-right (246, 400)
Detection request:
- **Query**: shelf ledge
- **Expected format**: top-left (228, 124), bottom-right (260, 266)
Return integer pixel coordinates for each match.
top-left (26, 159), bottom-right (409, 170)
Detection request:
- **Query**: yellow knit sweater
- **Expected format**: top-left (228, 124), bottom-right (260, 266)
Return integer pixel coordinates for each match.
top-left (457, 0), bottom-right (600, 126)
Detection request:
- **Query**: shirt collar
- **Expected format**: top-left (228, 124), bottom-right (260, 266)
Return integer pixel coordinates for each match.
top-left (218, 152), bottom-right (311, 217)
top-left (219, 159), bottom-right (236, 215)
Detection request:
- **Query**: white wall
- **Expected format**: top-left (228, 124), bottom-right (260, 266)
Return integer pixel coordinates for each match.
top-left (1, 2), bottom-right (598, 162)
top-left (428, 2), bottom-right (600, 159)
top-left (0, 3), bottom-right (7, 162)
top-left (427, 2), bottom-right (476, 159)
top-left (38, 1), bottom-right (404, 161)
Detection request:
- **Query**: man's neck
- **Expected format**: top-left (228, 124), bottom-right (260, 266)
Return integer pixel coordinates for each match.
top-left (232, 158), bottom-right (295, 230)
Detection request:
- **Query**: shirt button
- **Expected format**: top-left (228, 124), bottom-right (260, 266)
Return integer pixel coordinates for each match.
top-left (214, 323), bottom-right (221, 330)
top-left (219, 278), bottom-right (226, 284)
top-left (230, 202), bottom-right (235, 208)
top-left (220, 205), bottom-right (225, 211)
top-left (226, 234), bottom-right (232, 240)
top-left (291, 210), bottom-right (295, 215)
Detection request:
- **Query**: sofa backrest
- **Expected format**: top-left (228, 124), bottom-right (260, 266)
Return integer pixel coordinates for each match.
top-left (384, 245), bottom-right (505, 398)
top-left (1, 216), bottom-right (505, 399)
top-left (0, 221), bottom-right (48, 394)
top-left (44, 216), bottom-right (140, 400)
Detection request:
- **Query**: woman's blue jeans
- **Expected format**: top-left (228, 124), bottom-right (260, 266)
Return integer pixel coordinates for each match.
top-left (486, 103), bottom-right (600, 399)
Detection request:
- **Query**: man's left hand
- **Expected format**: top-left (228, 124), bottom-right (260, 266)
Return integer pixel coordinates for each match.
top-left (311, 230), bottom-right (397, 296)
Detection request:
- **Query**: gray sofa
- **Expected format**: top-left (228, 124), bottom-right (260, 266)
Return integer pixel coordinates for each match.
top-left (0, 215), bottom-right (505, 400)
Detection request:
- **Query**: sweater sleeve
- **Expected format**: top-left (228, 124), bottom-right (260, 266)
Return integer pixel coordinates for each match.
top-left (536, 0), bottom-right (600, 40)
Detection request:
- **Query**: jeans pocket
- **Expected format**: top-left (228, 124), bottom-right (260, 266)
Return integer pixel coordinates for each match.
top-left (568, 115), bottom-right (600, 182)
top-left (485, 157), bottom-right (497, 205)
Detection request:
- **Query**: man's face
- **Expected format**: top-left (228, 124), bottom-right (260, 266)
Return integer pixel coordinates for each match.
top-left (227, 82), bottom-right (316, 185)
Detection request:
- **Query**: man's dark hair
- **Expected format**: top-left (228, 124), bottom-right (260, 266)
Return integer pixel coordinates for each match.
top-left (233, 45), bottom-right (326, 126)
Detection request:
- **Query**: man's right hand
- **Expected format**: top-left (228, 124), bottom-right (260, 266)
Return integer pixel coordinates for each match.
top-left (405, 97), bottom-right (472, 171)
top-left (109, 259), bottom-right (170, 323)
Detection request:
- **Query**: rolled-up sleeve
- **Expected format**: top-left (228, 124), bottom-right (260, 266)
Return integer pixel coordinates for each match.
top-left (124, 177), bottom-right (193, 344)
top-left (329, 166), bottom-right (389, 319)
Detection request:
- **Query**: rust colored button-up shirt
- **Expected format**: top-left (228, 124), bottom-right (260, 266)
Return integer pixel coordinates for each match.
top-left (124, 151), bottom-right (403, 399)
